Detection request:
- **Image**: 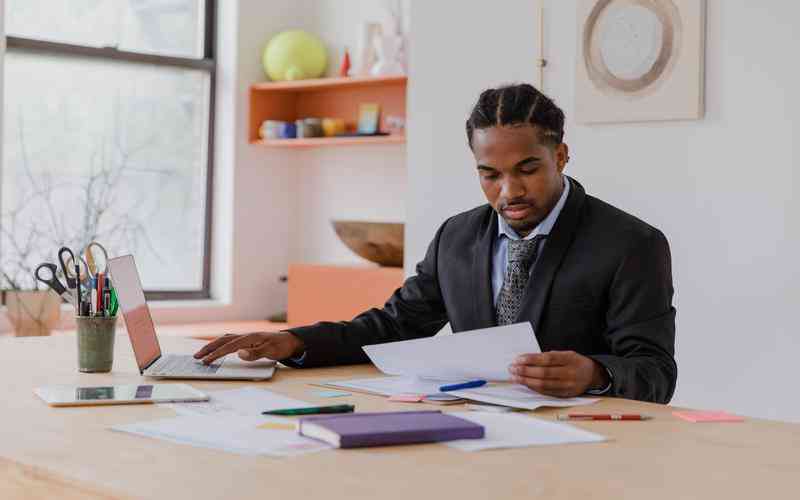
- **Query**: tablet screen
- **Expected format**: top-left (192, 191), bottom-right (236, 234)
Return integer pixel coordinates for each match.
top-left (36, 384), bottom-right (207, 406)
top-left (74, 385), bottom-right (154, 400)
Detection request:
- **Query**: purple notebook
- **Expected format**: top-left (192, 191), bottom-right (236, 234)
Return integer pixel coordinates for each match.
top-left (297, 410), bottom-right (484, 448)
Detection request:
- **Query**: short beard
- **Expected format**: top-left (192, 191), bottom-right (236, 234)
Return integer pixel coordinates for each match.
top-left (500, 212), bottom-right (545, 238)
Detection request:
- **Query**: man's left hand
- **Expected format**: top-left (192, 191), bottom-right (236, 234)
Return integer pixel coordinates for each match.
top-left (509, 351), bottom-right (609, 397)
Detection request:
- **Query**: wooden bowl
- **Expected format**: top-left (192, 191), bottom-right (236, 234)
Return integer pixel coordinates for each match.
top-left (332, 220), bottom-right (404, 267)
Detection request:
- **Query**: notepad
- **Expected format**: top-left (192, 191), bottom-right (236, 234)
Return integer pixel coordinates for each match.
top-left (297, 410), bottom-right (484, 448)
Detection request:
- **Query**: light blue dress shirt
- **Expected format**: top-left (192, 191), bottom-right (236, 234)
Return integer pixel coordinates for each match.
top-left (491, 176), bottom-right (570, 304)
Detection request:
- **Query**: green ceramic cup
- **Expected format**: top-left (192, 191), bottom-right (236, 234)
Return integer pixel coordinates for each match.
top-left (76, 316), bottom-right (117, 373)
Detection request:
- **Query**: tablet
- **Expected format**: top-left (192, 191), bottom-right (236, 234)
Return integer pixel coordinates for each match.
top-left (34, 383), bottom-right (209, 407)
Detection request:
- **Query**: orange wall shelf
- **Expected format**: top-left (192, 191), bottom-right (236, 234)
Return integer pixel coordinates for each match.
top-left (248, 75), bottom-right (407, 147)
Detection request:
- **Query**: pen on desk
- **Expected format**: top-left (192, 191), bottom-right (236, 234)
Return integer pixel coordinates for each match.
top-left (262, 404), bottom-right (355, 416)
top-left (558, 414), bottom-right (652, 421)
top-left (439, 380), bottom-right (487, 392)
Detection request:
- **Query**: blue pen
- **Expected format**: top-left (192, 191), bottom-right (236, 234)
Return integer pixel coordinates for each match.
top-left (439, 380), bottom-right (487, 392)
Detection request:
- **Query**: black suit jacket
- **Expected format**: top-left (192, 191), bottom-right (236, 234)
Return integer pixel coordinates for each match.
top-left (287, 177), bottom-right (677, 403)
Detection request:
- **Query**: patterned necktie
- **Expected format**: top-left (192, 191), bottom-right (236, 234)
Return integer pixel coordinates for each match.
top-left (495, 235), bottom-right (547, 325)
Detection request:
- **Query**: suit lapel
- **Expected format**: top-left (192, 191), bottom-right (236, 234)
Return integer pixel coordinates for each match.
top-left (472, 208), bottom-right (497, 329)
top-left (520, 177), bottom-right (586, 334)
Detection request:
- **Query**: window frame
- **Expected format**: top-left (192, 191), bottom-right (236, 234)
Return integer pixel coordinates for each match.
top-left (3, 0), bottom-right (216, 301)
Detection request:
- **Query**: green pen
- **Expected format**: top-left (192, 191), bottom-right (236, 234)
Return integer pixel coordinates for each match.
top-left (262, 404), bottom-right (355, 416)
top-left (109, 287), bottom-right (119, 316)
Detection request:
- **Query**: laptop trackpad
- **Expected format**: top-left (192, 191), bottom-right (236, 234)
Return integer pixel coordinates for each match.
top-left (219, 357), bottom-right (276, 378)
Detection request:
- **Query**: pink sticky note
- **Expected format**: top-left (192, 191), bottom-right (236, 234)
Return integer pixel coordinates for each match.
top-left (672, 410), bottom-right (744, 423)
top-left (388, 393), bottom-right (426, 403)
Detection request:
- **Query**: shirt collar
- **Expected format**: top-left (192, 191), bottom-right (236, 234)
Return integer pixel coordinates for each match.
top-left (497, 175), bottom-right (570, 241)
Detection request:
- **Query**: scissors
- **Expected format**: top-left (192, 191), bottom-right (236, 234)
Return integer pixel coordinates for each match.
top-left (34, 263), bottom-right (76, 305)
top-left (83, 241), bottom-right (110, 276)
top-left (57, 246), bottom-right (88, 289)
top-left (83, 241), bottom-right (119, 316)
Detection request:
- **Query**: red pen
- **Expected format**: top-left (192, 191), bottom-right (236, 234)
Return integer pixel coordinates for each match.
top-left (557, 413), bottom-right (652, 421)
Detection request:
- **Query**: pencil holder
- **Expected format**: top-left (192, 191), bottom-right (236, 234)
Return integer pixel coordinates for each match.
top-left (76, 316), bottom-right (117, 373)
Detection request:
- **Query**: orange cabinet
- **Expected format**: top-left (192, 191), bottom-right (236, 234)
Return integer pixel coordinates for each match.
top-left (287, 263), bottom-right (404, 327)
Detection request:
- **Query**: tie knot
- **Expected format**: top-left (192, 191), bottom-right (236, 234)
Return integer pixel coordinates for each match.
top-left (508, 235), bottom-right (546, 265)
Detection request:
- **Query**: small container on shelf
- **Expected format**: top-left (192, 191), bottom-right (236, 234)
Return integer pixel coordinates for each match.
top-left (321, 118), bottom-right (347, 137)
top-left (259, 120), bottom-right (284, 140)
top-left (296, 118), bottom-right (323, 138)
top-left (279, 122), bottom-right (297, 139)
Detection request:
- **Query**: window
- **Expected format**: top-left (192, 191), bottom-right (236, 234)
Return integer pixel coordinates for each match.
top-left (1, 0), bottom-right (215, 299)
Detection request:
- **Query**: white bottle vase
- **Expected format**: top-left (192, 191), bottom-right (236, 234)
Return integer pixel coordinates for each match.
top-left (370, 34), bottom-right (405, 76)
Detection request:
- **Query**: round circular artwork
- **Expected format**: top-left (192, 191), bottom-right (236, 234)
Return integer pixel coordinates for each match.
top-left (583, 0), bottom-right (682, 97)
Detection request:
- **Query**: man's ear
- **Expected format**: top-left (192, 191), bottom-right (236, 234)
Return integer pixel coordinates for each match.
top-left (554, 143), bottom-right (569, 172)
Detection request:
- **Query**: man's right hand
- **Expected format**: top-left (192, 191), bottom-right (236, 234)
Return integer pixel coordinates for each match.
top-left (193, 331), bottom-right (305, 365)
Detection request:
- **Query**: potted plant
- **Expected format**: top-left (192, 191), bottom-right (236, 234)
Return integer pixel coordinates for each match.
top-left (1, 278), bottom-right (61, 337)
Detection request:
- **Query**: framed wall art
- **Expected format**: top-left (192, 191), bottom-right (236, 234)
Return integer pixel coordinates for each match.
top-left (575, 0), bottom-right (706, 123)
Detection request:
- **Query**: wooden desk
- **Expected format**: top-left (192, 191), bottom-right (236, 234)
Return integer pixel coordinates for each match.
top-left (1, 333), bottom-right (798, 500)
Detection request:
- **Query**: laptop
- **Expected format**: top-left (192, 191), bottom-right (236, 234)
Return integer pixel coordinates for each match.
top-left (108, 255), bottom-right (276, 380)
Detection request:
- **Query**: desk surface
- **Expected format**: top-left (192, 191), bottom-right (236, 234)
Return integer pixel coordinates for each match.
top-left (2, 332), bottom-right (798, 500)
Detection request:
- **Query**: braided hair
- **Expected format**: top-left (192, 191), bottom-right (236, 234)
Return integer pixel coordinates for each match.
top-left (466, 83), bottom-right (565, 149)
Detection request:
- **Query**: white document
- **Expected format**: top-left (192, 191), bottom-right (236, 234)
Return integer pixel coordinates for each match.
top-left (160, 387), bottom-right (315, 417)
top-left (322, 376), bottom-right (452, 396)
top-left (449, 384), bottom-right (597, 410)
top-left (111, 415), bottom-right (331, 457)
top-left (362, 322), bottom-right (540, 381)
top-left (445, 411), bottom-right (607, 451)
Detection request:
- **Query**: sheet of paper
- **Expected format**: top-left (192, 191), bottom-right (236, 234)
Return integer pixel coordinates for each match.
top-left (312, 390), bottom-right (352, 398)
top-left (322, 375), bottom-right (454, 397)
top-left (362, 322), bottom-right (540, 381)
top-left (445, 411), bottom-right (607, 451)
top-left (449, 384), bottom-right (597, 410)
top-left (111, 415), bottom-right (330, 457)
top-left (160, 387), bottom-right (316, 417)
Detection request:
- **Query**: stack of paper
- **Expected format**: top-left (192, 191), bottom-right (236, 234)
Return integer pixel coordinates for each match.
top-left (114, 387), bottom-right (329, 457)
top-left (322, 376), bottom-right (450, 397)
top-left (323, 376), bottom-right (595, 410)
top-left (112, 415), bottom-right (331, 457)
top-left (445, 411), bottom-right (607, 451)
top-left (449, 384), bottom-right (597, 411)
top-left (160, 386), bottom-right (316, 417)
top-left (326, 323), bottom-right (596, 410)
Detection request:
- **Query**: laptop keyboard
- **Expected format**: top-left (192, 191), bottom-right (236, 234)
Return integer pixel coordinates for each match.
top-left (151, 355), bottom-right (221, 376)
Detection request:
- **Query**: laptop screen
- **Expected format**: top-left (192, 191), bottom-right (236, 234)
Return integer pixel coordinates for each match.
top-left (108, 255), bottom-right (162, 372)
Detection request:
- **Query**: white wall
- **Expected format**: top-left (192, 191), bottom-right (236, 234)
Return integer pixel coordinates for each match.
top-left (407, 1), bottom-right (800, 422)
top-left (406, 0), bottom-right (541, 272)
top-left (288, 1), bottom-right (408, 266)
top-left (289, 147), bottom-right (406, 264)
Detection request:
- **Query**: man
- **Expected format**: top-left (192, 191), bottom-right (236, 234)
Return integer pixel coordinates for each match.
top-left (195, 84), bottom-right (677, 403)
